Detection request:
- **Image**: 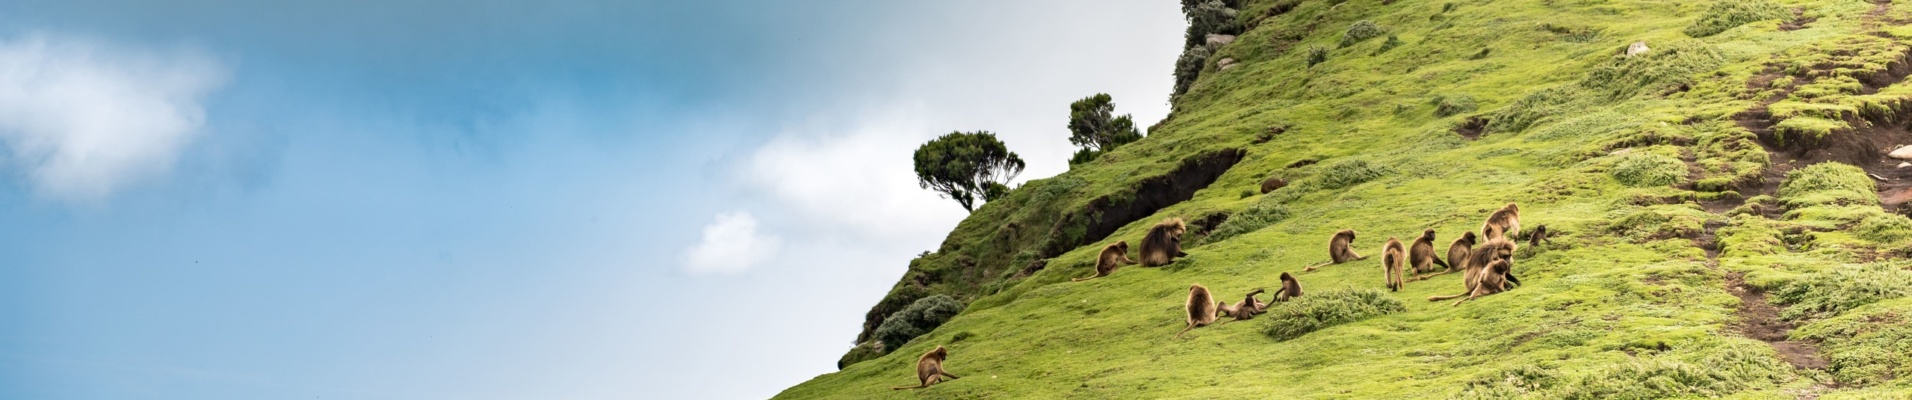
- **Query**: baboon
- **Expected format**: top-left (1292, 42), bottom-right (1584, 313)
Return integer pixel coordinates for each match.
top-left (1418, 231), bottom-right (1476, 280)
top-left (1260, 177), bottom-right (1288, 194)
top-left (1449, 259), bottom-right (1514, 307)
top-left (1409, 229), bottom-right (1444, 277)
top-left (1140, 218), bottom-right (1189, 267)
top-left (1526, 224), bottom-right (1556, 248)
top-left (1383, 238), bottom-right (1407, 292)
top-left (1072, 241), bottom-right (1136, 282)
top-left (890, 346), bottom-right (960, 390)
top-left (1428, 238), bottom-right (1518, 302)
top-left (1481, 203), bottom-right (1521, 240)
top-left (1217, 288), bottom-right (1269, 321)
top-left (1304, 229), bottom-right (1366, 271)
top-left (1274, 272), bottom-right (1304, 301)
top-left (1176, 284), bottom-right (1220, 338)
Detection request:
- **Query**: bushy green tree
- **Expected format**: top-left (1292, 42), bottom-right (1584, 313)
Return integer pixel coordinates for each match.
top-left (1174, 45), bottom-right (1213, 97)
top-left (1067, 93), bottom-right (1143, 154)
top-left (1183, 0), bottom-right (1241, 48)
top-left (913, 131), bottom-right (1026, 212)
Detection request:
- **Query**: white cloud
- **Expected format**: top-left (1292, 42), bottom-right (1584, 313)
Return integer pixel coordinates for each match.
top-left (743, 110), bottom-right (970, 241)
top-left (683, 210), bottom-right (783, 275)
top-left (0, 33), bottom-right (228, 203)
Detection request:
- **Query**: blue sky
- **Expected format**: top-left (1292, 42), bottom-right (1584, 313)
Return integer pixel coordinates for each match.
top-left (0, 1), bottom-right (1181, 398)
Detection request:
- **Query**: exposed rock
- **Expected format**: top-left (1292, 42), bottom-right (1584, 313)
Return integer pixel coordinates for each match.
top-left (1626, 41), bottom-right (1650, 57)
top-left (1899, 162), bottom-right (1911, 168)
top-left (1206, 34), bottom-right (1237, 48)
top-left (1217, 57), bottom-right (1239, 70)
top-left (1890, 145), bottom-right (1912, 160)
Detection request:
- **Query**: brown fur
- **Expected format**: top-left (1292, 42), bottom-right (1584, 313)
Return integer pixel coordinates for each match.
top-left (1450, 259), bottom-right (1514, 306)
top-left (1383, 238), bottom-right (1407, 292)
top-left (1217, 288), bottom-right (1269, 321)
top-left (1428, 238), bottom-right (1517, 302)
top-left (1176, 284), bottom-right (1219, 338)
top-left (1409, 229), bottom-right (1444, 276)
top-left (1260, 177), bottom-right (1288, 194)
top-left (1418, 231), bottom-right (1476, 281)
top-left (891, 346), bottom-right (960, 390)
top-left (1274, 272), bottom-right (1303, 301)
top-left (1140, 218), bottom-right (1189, 267)
top-left (1481, 203), bottom-right (1521, 240)
top-left (1304, 229), bottom-right (1366, 271)
top-left (1073, 241), bottom-right (1136, 282)
top-left (1526, 224), bottom-right (1555, 248)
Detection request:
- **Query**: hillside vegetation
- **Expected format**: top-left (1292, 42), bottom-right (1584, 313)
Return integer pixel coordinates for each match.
top-left (784, 0), bottom-right (1912, 398)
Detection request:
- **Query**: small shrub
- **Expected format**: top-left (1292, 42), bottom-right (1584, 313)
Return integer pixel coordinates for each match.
top-left (1772, 263), bottom-right (1912, 320)
top-left (1374, 35), bottom-right (1404, 54)
top-left (1205, 196), bottom-right (1292, 243)
top-left (1068, 148), bottom-right (1102, 167)
top-left (1610, 153), bottom-right (1687, 187)
top-left (835, 341), bottom-right (884, 369)
top-left (1174, 45), bottom-right (1213, 96)
top-left (1583, 40), bottom-right (1725, 100)
top-left (1340, 20), bottom-right (1386, 47)
top-left (1778, 162), bottom-right (1876, 207)
top-left (1684, 0), bottom-right (1789, 38)
top-left (1261, 289), bottom-right (1407, 341)
top-left (1314, 159), bottom-right (1391, 189)
top-left (1486, 85), bottom-right (1583, 133)
top-left (1238, 188), bottom-right (1256, 199)
top-left (1307, 45), bottom-right (1329, 68)
top-left (1433, 94), bottom-right (1478, 117)
top-left (1468, 47), bottom-right (1492, 60)
top-left (874, 295), bottom-right (966, 350)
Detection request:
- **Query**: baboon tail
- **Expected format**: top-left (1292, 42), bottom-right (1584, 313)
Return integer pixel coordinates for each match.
top-left (1432, 256), bottom-right (1450, 269)
top-left (891, 384), bottom-right (927, 390)
top-left (1427, 293), bottom-right (1467, 301)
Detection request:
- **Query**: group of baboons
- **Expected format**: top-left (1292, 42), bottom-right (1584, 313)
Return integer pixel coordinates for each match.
top-left (894, 203), bottom-right (1554, 390)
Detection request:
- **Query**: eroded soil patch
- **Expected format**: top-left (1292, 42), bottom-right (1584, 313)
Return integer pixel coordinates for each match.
top-left (1725, 273), bottom-right (1830, 370)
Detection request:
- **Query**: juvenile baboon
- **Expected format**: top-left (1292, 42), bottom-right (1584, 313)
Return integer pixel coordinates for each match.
top-left (1217, 288), bottom-right (1269, 321)
top-left (1072, 241), bottom-right (1136, 282)
top-left (1260, 177), bottom-right (1288, 194)
top-left (1383, 238), bottom-right (1407, 292)
top-left (1176, 284), bottom-right (1219, 338)
top-left (1526, 224), bottom-right (1556, 248)
top-left (1418, 231), bottom-right (1477, 280)
top-left (1274, 272), bottom-right (1304, 301)
top-left (1450, 259), bottom-right (1514, 307)
top-left (1140, 218), bottom-right (1189, 267)
top-left (1481, 202), bottom-right (1521, 240)
top-left (1428, 238), bottom-right (1518, 302)
top-left (890, 346), bottom-right (961, 390)
top-left (1304, 229), bottom-right (1366, 271)
top-left (1409, 229), bottom-right (1444, 277)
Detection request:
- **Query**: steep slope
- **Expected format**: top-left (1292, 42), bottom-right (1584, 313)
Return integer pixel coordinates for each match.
top-left (788, 0), bottom-right (1912, 398)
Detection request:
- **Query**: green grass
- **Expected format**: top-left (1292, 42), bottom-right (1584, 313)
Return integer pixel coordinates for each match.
top-left (779, 0), bottom-right (1912, 397)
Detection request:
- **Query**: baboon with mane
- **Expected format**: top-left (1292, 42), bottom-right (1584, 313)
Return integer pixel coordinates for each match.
top-left (1175, 284), bottom-right (1219, 338)
top-left (891, 346), bottom-right (960, 390)
top-left (1382, 238), bottom-right (1407, 292)
top-left (1072, 241), bottom-right (1135, 282)
top-left (1304, 229), bottom-right (1366, 271)
top-left (1140, 218), bottom-right (1189, 267)
top-left (1481, 202), bottom-right (1521, 240)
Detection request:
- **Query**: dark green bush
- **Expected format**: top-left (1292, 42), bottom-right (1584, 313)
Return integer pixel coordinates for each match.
top-left (1175, 45), bottom-right (1213, 96)
top-left (1772, 263), bottom-right (1912, 320)
top-left (1340, 20), bottom-right (1386, 47)
top-left (1684, 0), bottom-right (1788, 38)
top-left (873, 295), bottom-right (966, 350)
top-left (1184, 0), bottom-right (1240, 48)
top-left (1261, 289), bottom-right (1406, 341)
top-left (1314, 159), bottom-right (1390, 190)
top-left (1307, 45), bottom-right (1329, 68)
top-left (835, 341), bottom-right (884, 369)
top-left (1204, 196), bottom-right (1292, 243)
top-left (1374, 35), bottom-right (1404, 54)
top-left (1610, 153), bottom-right (1686, 187)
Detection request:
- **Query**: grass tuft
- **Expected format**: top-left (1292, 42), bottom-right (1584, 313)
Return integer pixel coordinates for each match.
top-left (1684, 0), bottom-right (1789, 38)
top-left (1610, 153), bottom-right (1687, 187)
top-left (1778, 162), bottom-right (1876, 208)
top-left (1772, 263), bottom-right (1912, 320)
top-left (1260, 289), bottom-right (1406, 341)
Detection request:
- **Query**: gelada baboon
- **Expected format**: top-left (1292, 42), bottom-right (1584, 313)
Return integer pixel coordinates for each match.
top-left (1260, 177), bottom-right (1288, 194)
top-left (1217, 288), bottom-right (1268, 321)
top-left (1274, 272), bottom-right (1304, 301)
top-left (1140, 218), bottom-right (1189, 267)
top-left (1418, 231), bottom-right (1477, 281)
top-left (1382, 238), bottom-right (1407, 292)
top-left (1526, 224), bottom-right (1556, 248)
top-left (1481, 202), bottom-right (1521, 240)
top-left (1176, 284), bottom-right (1220, 338)
top-left (1448, 259), bottom-right (1514, 307)
top-left (891, 346), bottom-right (960, 390)
top-left (1428, 237), bottom-right (1517, 302)
top-left (1073, 241), bottom-right (1136, 282)
top-left (1304, 229), bottom-right (1366, 271)
top-left (1409, 229), bottom-right (1445, 276)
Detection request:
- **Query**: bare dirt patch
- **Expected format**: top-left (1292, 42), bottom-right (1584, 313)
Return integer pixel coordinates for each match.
top-left (1725, 273), bottom-right (1830, 370)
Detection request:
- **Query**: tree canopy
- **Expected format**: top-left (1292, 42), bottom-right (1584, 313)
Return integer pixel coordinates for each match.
top-left (913, 131), bottom-right (1026, 212)
top-left (1066, 94), bottom-right (1144, 166)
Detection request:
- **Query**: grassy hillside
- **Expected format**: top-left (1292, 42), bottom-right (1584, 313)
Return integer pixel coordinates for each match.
top-left (788, 0), bottom-right (1912, 398)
